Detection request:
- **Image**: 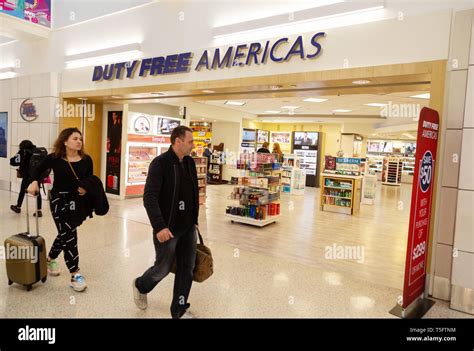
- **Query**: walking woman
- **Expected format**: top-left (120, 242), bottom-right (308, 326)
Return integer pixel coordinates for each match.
top-left (10, 140), bottom-right (43, 216)
top-left (28, 128), bottom-right (92, 292)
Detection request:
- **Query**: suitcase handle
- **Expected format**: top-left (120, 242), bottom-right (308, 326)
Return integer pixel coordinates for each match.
top-left (25, 193), bottom-right (40, 237)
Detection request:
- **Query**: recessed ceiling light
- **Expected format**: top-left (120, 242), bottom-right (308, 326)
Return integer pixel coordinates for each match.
top-left (270, 85), bottom-right (282, 90)
top-left (281, 106), bottom-right (300, 109)
top-left (304, 98), bottom-right (328, 103)
top-left (332, 109), bottom-right (352, 113)
top-left (213, 120), bottom-right (217, 122)
top-left (225, 101), bottom-right (246, 106)
top-left (352, 80), bottom-right (371, 85)
top-left (77, 98), bottom-right (88, 101)
top-left (111, 95), bottom-right (122, 99)
top-left (201, 118), bottom-right (205, 120)
top-left (365, 103), bottom-right (387, 107)
top-left (410, 93), bottom-right (430, 99)
top-left (263, 110), bottom-right (280, 114)
top-left (203, 90), bottom-right (215, 93)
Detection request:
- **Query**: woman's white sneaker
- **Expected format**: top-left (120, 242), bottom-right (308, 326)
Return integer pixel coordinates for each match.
top-left (70, 273), bottom-right (87, 292)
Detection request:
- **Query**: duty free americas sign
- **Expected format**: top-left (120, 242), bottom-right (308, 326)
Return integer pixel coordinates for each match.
top-left (91, 32), bottom-right (326, 81)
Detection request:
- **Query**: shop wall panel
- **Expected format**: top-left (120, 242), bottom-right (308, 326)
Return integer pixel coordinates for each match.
top-left (30, 74), bottom-right (45, 98)
top-left (434, 243), bottom-right (453, 279)
top-left (33, 98), bottom-right (49, 124)
top-left (464, 67), bottom-right (474, 128)
top-left (11, 99), bottom-right (20, 124)
top-left (438, 187), bottom-right (458, 245)
top-left (448, 9), bottom-right (473, 71)
top-left (9, 77), bottom-right (18, 101)
top-left (15, 122), bottom-right (30, 146)
top-left (451, 251), bottom-right (474, 289)
top-left (441, 129), bottom-right (463, 188)
top-left (48, 97), bottom-right (60, 125)
top-left (49, 124), bottom-right (58, 148)
top-left (445, 70), bottom-right (468, 129)
top-left (17, 76), bottom-right (30, 100)
top-left (39, 123), bottom-right (51, 149)
top-left (458, 129), bottom-right (474, 190)
top-left (454, 190), bottom-right (474, 253)
top-left (84, 103), bottom-right (103, 178)
top-left (470, 18), bottom-right (474, 65)
top-left (10, 120), bottom-right (18, 148)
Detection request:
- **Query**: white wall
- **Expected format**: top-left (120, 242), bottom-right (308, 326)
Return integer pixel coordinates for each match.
top-left (0, 79), bottom-right (13, 190)
top-left (0, 73), bottom-right (60, 192)
top-left (212, 121), bottom-right (241, 181)
top-left (128, 103), bottom-right (180, 118)
top-left (0, 4), bottom-right (455, 93)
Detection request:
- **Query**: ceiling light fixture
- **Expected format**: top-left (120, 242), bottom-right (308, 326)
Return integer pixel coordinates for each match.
top-left (213, 1), bottom-right (384, 39)
top-left (352, 79), bottom-right (371, 85)
top-left (0, 66), bottom-right (16, 80)
top-left (365, 103), bottom-right (387, 107)
top-left (225, 101), bottom-right (246, 106)
top-left (64, 43), bottom-right (142, 69)
top-left (410, 93), bottom-right (430, 100)
top-left (304, 98), bottom-right (328, 103)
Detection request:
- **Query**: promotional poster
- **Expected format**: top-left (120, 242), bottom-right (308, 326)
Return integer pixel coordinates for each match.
top-left (106, 111), bottom-right (123, 195)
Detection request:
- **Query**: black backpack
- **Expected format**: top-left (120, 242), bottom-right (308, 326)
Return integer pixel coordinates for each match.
top-left (29, 147), bottom-right (50, 180)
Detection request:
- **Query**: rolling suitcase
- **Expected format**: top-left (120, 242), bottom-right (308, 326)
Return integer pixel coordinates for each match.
top-left (5, 194), bottom-right (47, 291)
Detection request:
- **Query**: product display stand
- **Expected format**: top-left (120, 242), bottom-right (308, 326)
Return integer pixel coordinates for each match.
top-left (208, 151), bottom-right (224, 184)
top-left (382, 157), bottom-right (403, 186)
top-left (402, 156), bottom-right (415, 184)
top-left (226, 153), bottom-right (281, 227)
top-left (361, 174), bottom-right (377, 205)
top-left (193, 156), bottom-right (207, 205)
top-left (320, 173), bottom-right (362, 215)
top-left (280, 154), bottom-right (305, 195)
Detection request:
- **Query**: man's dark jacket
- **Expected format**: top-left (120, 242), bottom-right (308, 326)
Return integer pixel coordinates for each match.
top-left (144, 146), bottom-right (199, 234)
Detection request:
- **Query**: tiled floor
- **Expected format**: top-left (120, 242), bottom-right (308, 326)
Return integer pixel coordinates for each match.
top-left (0, 185), bottom-right (471, 318)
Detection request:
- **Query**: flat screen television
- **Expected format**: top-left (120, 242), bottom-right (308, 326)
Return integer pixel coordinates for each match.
top-left (242, 128), bottom-right (256, 142)
top-left (293, 132), bottom-right (318, 146)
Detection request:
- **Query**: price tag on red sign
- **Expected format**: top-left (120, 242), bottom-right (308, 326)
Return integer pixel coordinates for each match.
top-left (402, 107), bottom-right (439, 309)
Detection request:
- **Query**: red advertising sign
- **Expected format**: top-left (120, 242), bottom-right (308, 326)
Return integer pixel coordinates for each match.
top-left (402, 107), bottom-right (439, 309)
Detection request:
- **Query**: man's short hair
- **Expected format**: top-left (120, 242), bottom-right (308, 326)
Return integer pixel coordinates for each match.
top-left (171, 126), bottom-right (193, 144)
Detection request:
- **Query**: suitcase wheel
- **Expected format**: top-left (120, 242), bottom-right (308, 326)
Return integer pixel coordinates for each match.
top-left (41, 277), bottom-right (47, 283)
top-left (26, 284), bottom-right (32, 291)
top-left (8, 280), bottom-right (13, 286)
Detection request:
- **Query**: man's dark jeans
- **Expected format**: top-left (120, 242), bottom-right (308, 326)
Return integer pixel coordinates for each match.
top-left (136, 225), bottom-right (197, 318)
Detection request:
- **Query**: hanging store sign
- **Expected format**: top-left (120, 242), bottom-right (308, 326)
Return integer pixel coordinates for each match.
top-left (92, 32), bottom-right (326, 82)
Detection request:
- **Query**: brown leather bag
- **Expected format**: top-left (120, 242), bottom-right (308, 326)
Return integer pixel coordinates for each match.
top-left (171, 227), bottom-right (213, 283)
